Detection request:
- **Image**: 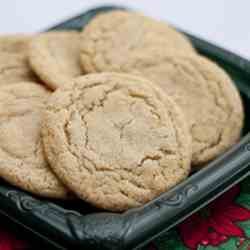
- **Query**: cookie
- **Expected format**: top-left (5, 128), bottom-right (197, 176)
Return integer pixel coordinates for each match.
top-left (0, 52), bottom-right (38, 86)
top-left (0, 35), bottom-right (38, 85)
top-left (80, 10), bottom-right (195, 73)
top-left (0, 82), bottom-right (70, 198)
top-left (29, 32), bottom-right (83, 90)
top-left (120, 51), bottom-right (244, 166)
top-left (42, 73), bottom-right (192, 211)
top-left (0, 35), bottom-right (31, 54)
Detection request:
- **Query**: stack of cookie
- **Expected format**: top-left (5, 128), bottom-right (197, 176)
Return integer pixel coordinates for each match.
top-left (0, 10), bottom-right (244, 211)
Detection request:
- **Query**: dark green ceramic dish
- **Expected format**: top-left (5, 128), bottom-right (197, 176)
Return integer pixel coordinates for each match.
top-left (0, 6), bottom-right (249, 250)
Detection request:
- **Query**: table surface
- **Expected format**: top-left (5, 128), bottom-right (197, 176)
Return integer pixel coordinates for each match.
top-left (1, 0), bottom-right (250, 60)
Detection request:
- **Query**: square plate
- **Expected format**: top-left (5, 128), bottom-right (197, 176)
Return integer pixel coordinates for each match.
top-left (0, 6), bottom-right (250, 250)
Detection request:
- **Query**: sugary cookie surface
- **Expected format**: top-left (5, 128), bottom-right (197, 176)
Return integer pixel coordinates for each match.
top-left (42, 73), bottom-right (191, 211)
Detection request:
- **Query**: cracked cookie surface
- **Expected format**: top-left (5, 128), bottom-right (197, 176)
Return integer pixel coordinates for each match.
top-left (0, 82), bottom-right (70, 198)
top-left (80, 10), bottom-right (195, 73)
top-left (0, 35), bottom-right (39, 85)
top-left (42, 73), bottom-right (191, 211)
top-left (29, 32), bottom-right (83, 90)
top-left (120, 51), bottom-right (244, 166)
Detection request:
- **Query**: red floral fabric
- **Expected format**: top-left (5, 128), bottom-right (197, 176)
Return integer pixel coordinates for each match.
top-left (179, 185), bottom-right (250, 249)
top-left (0, 227), bottom-right (27, 250)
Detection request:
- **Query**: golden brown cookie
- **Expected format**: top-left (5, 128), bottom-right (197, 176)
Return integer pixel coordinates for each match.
top-left (29, 32), bottom-right (83, 90)
top-left (80, 10), bottom-right (195, 73)
top-left (0, 35), bottom-right (38, 85)
top-left (0, 82), bottom-right (70, 198)
top-left (0, 52), bottom-right (38, 86)
top-left (0, 35), bottom-right (32, 54)
top-left (119, 51), bottom-right (244, 166)
top-left (42, 73), bottom-right (192, 211)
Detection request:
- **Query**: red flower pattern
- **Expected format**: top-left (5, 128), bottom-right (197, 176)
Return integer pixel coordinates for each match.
top-left (0, 228), bottom-right (27, 250)
top-left (179, 185), bottom-right (250, 249)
